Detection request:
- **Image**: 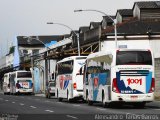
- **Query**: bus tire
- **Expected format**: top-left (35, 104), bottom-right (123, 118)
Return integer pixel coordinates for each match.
top-left (48, 93), bottom-right (51, 99)
top-left (87, 94), bottom-right (93, 105)
top-left (133, 102), bottom-right (146, 108)
top-left (58, 97), bottom-right (63, 102)
top-left (86, 90), bottom-right (88, 100)
top-left (57, 90), bottom-right (62, 102)
top-left (88, 100), bottom-right (93, 106)
top-left (57, 89), bottom-right (58, 98)
top-left (67, 90), bottom-right (70, 102)
top-left (45, 93), bottom-right (48, 98)
top-left (102, 91), bottom-right (107, 108)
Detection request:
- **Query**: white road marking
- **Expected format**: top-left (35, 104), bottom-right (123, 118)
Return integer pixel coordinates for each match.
top-left (96, 108), bottom-right (106, 111)
top-left (45, 110), bottom-right (54, 113)
top-left (5, 100), bottom-right (9, 102)
top-left (45, 100), bottom-right (50, 102)
top-left (12, 102), bottom-right (15, 104)
top-left (66, 115), bottom-right (78, 119)
top-left (30, 106), bottom-right (37, 109)
top-left (35, 99), bottom-right (40, 101)
top-left (20, 103), bottom-right (24, 106)
top-left (57, 102), bottom-right (63, 104)
top-left (73, 104), bottom-right (80, 107)
top-left (153, 109), bottom-right (160, 110)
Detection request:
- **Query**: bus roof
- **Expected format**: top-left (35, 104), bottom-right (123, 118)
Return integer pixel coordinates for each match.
top-left (9, 70), bottom-right (31, 74)
top-left (87, 49), bottom-right (151, 59)
top-left (57, 56), bottom-right (87, 63)
top-left (4, 73), bottom-right (11, 76)
top-left (87, 51), bottom-right (113, 59)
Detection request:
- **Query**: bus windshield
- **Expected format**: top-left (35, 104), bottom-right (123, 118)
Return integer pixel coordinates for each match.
top-left (17, 72), bottom-right (32, 78)
top-left (116, 51), bottom-right (152, 65)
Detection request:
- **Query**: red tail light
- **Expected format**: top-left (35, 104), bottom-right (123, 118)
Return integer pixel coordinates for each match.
top-left (149, 78), bottom-right (155, 93)
top-left (73, 83), bottom-right (77, 90)
top-left (112, 78), bottom-right (120, 93)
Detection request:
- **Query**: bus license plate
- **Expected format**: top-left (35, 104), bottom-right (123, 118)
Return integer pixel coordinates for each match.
top-left (131, 96), bottom-right (138, 100)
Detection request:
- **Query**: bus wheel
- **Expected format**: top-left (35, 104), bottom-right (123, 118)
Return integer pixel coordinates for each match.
top-left (45, 93), bottom-right (48, 98)
top-left (48, 93), bottom-right (51, 99)
top-left (87, 95), bottom-right (93, 105)
top-left (67, 90), bottom-right (71, 102)
top-left (57, 90), bottom-right (62, 102)
top-left (102, 92), bottom-right (107, 108)
top-left (58, 97), bottom-right (63, 102)
top-left (88, 100), bottom-right (93, 106)
top-left (133, 102), bottom-right (146, 108)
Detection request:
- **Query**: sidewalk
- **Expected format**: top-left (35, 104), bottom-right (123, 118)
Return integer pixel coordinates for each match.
top-left (0, 90), bottom-right (3, 94)
top-left (34, 93), bottom-right (45, 97)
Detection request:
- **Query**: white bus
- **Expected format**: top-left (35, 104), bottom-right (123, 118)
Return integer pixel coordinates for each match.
top-left (55, 56), bottom-right (86, 102)
top-left (10, 70), bottom-right (33, 95)
top-left (83, 49), bottom-right (154, 108)
top-left (3, 73), bottom-right (11, 95)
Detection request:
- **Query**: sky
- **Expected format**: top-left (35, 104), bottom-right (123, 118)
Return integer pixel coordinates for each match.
top-left (0, 0), bottom-right (158, 57)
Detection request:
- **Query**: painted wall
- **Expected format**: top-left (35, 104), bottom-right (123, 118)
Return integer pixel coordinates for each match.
top-left (35, 59), bottom-right (57, 93)
top-left (13, 37), bottom-right (20, 68)
top-left (101, 40), bottom-right (150, 51)
top-left (33, 67), bottom-right (41, 93)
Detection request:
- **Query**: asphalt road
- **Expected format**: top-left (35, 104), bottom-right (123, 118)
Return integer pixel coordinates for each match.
top-left (0, 93), bottom-right (160, 120)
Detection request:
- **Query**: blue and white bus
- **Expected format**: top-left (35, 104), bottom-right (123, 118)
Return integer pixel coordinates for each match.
top-left (83, 49), bottom-right (154, 108)
top-left (55, 56), bottom-right (86, 102)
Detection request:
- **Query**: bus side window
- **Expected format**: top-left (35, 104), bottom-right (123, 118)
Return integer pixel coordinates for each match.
top-left (55, 65), bottom-right (58, 85)
top-left (84, 65), bottom-right (89, 85)
top-left (106, 69), bottom-right (111, 85)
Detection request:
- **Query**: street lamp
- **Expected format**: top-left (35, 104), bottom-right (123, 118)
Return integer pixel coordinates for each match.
top-left (74, 9), bottom-right (118, 48)
top-left (47, 22), bottom-right (81, 56)
top-left (23, 36), bottom-right (50, 50)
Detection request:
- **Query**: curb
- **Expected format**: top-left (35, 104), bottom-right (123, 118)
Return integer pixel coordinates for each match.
top-left (34, 94), bottom-right (45, 97)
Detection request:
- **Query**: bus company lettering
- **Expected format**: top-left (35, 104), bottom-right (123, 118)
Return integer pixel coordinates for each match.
top-left (127, 78), bottom-right (142, 85)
